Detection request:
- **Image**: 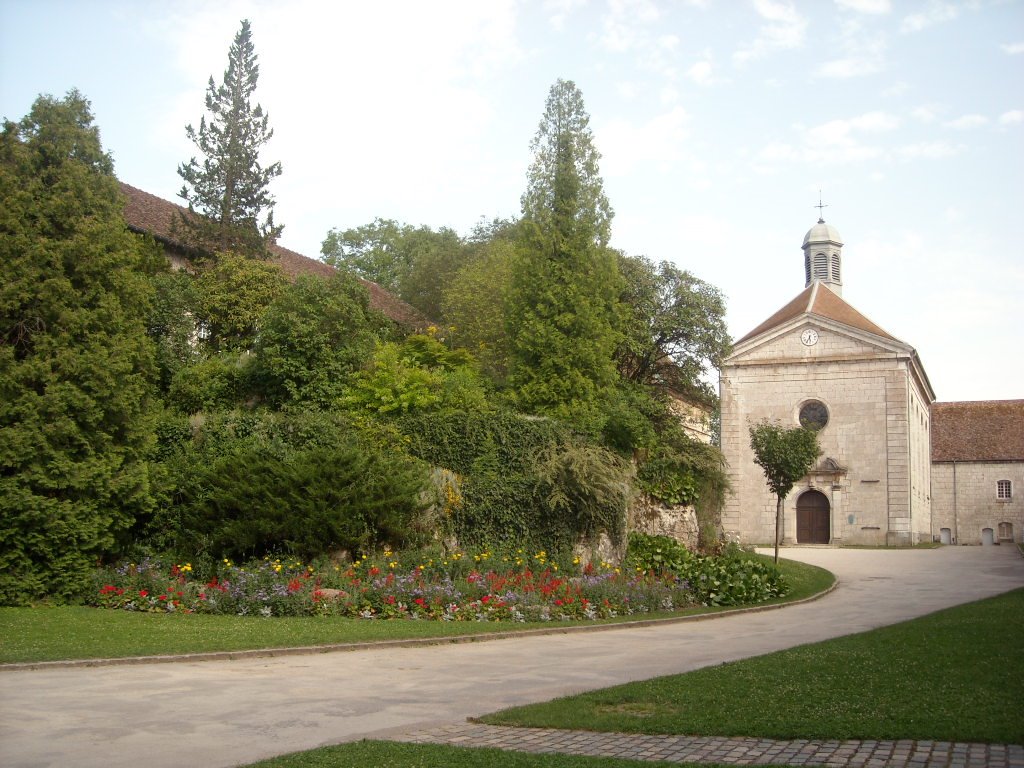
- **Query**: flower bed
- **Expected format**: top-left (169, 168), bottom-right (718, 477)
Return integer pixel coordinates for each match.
top-left (91, 544), bottom-right (787, 620)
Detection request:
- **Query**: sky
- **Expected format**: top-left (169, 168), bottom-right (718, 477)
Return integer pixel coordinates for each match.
top-left (2, 0), bottom-right (1022, 402)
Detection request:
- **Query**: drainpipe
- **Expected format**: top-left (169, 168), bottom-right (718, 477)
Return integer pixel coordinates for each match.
top-left (952, 461), bottom-right (958, 545)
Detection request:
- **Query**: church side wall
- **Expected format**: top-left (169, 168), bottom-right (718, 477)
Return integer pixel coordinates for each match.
top-left (907, 376), bottom-right (932, 542)
top-left (932, 462), bottom-right (1024, 545)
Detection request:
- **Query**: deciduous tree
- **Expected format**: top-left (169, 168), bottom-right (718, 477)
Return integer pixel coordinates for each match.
top-left (616, 254), bottom-right (731, 397)
top-left (178, 19), bottom-right (282, 257)
top-left (749, 420), bottom-right (821, 562)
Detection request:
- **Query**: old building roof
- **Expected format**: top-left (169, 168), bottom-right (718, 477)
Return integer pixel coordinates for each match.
top-left (119, 182), bottom-right (430, 330)
top-left (735, 281), bottom-right (898, 345)
top-left (932, 400), bottom-right (1024, 462)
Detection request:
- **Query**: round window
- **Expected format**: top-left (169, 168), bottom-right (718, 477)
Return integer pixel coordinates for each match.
top-left (799, 400), bottom-right (829, 431)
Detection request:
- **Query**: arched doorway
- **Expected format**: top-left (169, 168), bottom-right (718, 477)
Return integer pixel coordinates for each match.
top-left (797, 490), bottom-right (830, 544)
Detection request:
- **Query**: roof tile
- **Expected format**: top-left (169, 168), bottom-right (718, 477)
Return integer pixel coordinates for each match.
top-left (735, 282), bottom-right (898, 345)
top-left (932, 400), bottom-right (1024, 462)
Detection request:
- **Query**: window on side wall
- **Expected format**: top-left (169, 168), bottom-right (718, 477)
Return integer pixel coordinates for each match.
top-left (997, 480), bottom-right (1012, 500)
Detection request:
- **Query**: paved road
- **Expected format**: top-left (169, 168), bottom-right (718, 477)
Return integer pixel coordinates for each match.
top-left (2, 546), bottom-right (1022, 768)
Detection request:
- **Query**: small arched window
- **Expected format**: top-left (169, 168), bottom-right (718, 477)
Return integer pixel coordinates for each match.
top-left (830, 253), bottom-right (841, 282)
top-left (804, 254), bottom-right (811, 284)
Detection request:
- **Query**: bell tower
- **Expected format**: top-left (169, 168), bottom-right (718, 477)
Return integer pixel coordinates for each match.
top-left (802, 212), bottom-right (844, 296)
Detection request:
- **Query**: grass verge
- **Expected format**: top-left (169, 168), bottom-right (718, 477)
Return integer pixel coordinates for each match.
top-left (0, 556), bottom-right (831, 664)
top-left (481, 587), bottom-right (1024, 744)
top-left (239, 739), bottom-right (779, 768)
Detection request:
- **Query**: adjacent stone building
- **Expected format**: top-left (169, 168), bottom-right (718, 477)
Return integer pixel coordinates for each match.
top-left (720, 217), bottom-right (937, 546)
top-left (931, 400), bottom-right (1024, 545)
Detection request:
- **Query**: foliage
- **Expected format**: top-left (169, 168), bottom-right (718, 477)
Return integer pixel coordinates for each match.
top-left (625, 534), bottom-right (787, 606)
top-left (194, 252), bottom-right (286, 351)
top-left (535, 442), bottom-right (633, 547)
top-left (166, 353), bottom-right (253, 413)
top-left (345, 332), bottom-right (489, 415)
top-left (508, 80), bottom-right (622, 421)
top-left (521, 79), bottom-right (613, 249)
top-left (397, 410), bottom-right (573, 477)
top-left (146, 268), bottom-right (202, 391)
top-left (441, 237), bottom-right (516, 381)
top-left (177, 19), bottom-right (282, 256)
top-left (0, 91), bottom-right (157, 605)
top-left (162, 410), bottom-right (430, 561)
top-left (322, 218), bottom-right (468, 319)
top-left (615, 253), bottom-right (731, 396)
top-left (253, 272), bottom-right (383, 406)
top-left (749, 420), bottom-right (821, 560)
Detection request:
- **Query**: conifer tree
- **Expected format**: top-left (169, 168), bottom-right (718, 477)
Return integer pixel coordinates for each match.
top-left (507, 79), bottom-right (621, 423)
top-left (178, 19), bottom-right (282, 257)
top-left (0, 91), bottom-right (156, 604)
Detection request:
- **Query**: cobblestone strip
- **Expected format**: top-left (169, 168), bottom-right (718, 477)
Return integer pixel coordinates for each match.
top-left (390, 723), bottom-right (1024, 767)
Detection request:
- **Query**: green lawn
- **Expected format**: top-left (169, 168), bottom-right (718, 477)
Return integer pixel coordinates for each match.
top-left (0, 556), bottom-right (832, 664)
top-left (240, 740), bottom-right (775, 768)
top-left (482, 587), bottom-right (1024, 744)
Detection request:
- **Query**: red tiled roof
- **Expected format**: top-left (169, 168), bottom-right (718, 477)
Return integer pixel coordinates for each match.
top-left (735, 282), bottom-right (898, 345)
top-left (119, 182), bottom-right (429, 330)
top-left (932, 400), bottom-right (1024, 462)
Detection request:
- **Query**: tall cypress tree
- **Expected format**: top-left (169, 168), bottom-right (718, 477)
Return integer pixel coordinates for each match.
top-left (0, 91), bottom-right (156, 604)
top-left (507, 79), bottom-right (622, 423)
top-left (178, 19), bottom-right (282, 257)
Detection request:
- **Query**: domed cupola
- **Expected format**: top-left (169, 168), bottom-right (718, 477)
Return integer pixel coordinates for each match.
top-left (802, 216), bottom-right (844, 296)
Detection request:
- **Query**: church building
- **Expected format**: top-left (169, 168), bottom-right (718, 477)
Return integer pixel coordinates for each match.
top-left (719, 216), bottom-right (936, 546)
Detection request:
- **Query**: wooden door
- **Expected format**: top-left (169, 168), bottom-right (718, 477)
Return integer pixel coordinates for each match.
top-left (796, 490), bottom-right (830, 544)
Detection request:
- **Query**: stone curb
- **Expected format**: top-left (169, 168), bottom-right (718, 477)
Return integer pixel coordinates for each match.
top-left (391, 723), bottom-right (1024, 767)
top-left (0, 579), bottom-right (838, 672)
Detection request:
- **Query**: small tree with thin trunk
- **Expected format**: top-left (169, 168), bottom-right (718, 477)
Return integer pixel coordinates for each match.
top-left (749, 420), bottom-right (821, 563)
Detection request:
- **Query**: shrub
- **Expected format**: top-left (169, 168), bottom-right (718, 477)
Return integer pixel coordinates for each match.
top-left (148, 409), bottom-right (430, 561)
top-left (626, 533), bottom-right (787, 606)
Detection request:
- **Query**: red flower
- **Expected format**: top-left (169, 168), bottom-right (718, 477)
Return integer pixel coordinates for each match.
top-left (414, 597), bottom-right (426, 606)
top-left (139, 590), bottom-right (148, 598)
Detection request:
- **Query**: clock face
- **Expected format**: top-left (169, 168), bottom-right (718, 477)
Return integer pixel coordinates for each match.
top-left (801, 329), bottom-right (819, 346)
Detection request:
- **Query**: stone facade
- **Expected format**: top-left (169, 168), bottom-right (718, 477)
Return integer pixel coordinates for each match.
top-left (720, 307), bottom-right (934, 546)
top-left (930, 400), bottom-right (1024, 545)
top-left (931, 462), bottom-right (1024, 545)
top-left (720, 220), bottom-right (936, 548)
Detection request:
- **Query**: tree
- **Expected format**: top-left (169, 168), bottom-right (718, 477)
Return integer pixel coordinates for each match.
top-left (441, 237), bottom-right (517, 381)
top-left (616, 254), bottom-right (731, 398)
top-left (322, 218), bottom-right (467, 320)
top-left (178, 19), bottom-right (282, 257)
top-left (749, 421), bottom-right (821, 563)
top-left (194, 252), bottom-right (286, 352)
top-left (0, 91), bottom-right (156, 603)
top-left (253, 272), bottom-right (383, 407)
top-left (507, 79), bottom-right (622, 422)
top-left (520, 79), bottom-right (613, 249)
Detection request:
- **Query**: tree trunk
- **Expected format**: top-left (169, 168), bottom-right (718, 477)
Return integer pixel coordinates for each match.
top-left (774, 495), bottom-right (783, 564)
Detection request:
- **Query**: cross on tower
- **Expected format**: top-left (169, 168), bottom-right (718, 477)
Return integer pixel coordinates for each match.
top-left (815, 191), bottom-right (828, 222)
